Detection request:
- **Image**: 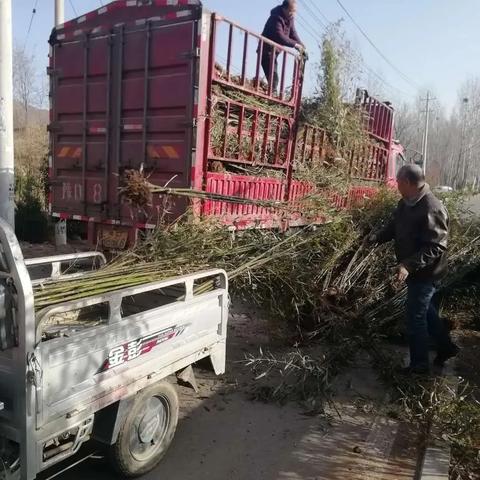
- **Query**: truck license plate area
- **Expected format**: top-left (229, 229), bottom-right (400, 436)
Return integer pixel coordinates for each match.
top-left (100, 228), bottom-right (129, 250)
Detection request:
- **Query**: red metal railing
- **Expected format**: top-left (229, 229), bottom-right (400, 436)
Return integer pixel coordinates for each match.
top-left (294, 123), bottom-right (389, 183)
top-left (211, 14), bottom-right (303, 107)
top-left (295, 124), bottom-right (329, 164)
top-left (208, 97), bottom-right (292, 169)
top-left (206, 15), bottom-right (305, 177)
top-left (355, 89), bottom-right (394, 146)
top-left (203, 172), bottom-right (287, 228)
top-left (349, 143), bottom-right (389, 182)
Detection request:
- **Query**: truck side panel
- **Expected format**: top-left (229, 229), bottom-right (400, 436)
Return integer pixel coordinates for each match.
top-left (37, 281), bottom-right (227, 430)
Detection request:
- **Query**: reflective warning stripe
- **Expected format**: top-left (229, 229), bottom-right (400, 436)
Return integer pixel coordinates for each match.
top-left (147, 145), bottom-right (180, 159)
top-left (55, 0), bottom-right (199, 31)
top-left (136, 223), bottom-right (156, 230)
top-left (51, 213), bottom-right (156, 231)
top-left (162, 146), bottom-right (180, 159)
top-left (58, 147), bottom-right (70, 158)
top-left (157, 0), bottom-right (200, 5)
top-left (147, 146), bottom-right (161, 159)
top-left (89, 127), bottom-right (107, 134)
top-left (123, 124), bottom-right (143, 131)
top-left (52, 212), bottom-right (97, 222)
top-left (57, 147), bottom-right (82, 158)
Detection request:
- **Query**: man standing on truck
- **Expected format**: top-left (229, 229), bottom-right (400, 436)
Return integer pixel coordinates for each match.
top-left (370, 165), bottom-right (459, 374)
top-left (261, 0), bottom-right (305, 91)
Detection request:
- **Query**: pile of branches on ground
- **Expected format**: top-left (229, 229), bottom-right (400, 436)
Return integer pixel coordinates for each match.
top-left (35, 191), bottom-right (480, 333)
top-left (33, 189), bottom-right (480, 473)
top-left (399, 377), bottom-right (480, 480)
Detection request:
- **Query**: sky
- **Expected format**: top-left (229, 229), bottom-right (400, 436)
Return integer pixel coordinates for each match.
top-left (12, 0), bottom-right (480, 111)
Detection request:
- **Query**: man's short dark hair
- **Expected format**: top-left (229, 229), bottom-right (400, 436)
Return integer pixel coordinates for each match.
top-left (282, 0), bottom-right (294, 8)
top-left (397, 165), bottom-right (425, 186)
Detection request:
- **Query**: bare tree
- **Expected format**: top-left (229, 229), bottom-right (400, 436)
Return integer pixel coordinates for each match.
top-left (13, 45), bottom-right (46, 129)
top-left (396, 78), bottom-right (480, 191)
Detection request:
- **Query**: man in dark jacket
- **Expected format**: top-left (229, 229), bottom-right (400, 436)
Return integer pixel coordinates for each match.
top-left (371, 165), bottom-right (458, 374)
top-left (261, 0), bottom-right (305, 91)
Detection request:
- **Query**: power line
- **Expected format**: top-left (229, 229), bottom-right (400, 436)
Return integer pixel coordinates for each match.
top-left (68, 0), bottom-right (78, 17)
top-left (25, 0), bottom-right (40, 46)
top-left (298, 0), bottom-right (328, 30)
top-left (334, 0), bottom-right (419, 90)
top-left (297, 14), bottom-right (322, 45)
top-left (358, 64), bottom-right (410, 99)
top-left (300, 0), bottom-right (331, 25)
top-left (295, 2), bottom-right (411, 100)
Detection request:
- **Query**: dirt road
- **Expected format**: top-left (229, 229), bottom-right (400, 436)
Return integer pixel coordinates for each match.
top-left (40, 309), bottom-right (419, 480)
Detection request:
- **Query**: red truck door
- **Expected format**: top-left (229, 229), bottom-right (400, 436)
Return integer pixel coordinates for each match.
top-left (50, 6), bottom-right (199, 226)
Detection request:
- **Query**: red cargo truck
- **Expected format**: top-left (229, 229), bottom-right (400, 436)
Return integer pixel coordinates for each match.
top-left (48, 0), bottom-right (406, 247)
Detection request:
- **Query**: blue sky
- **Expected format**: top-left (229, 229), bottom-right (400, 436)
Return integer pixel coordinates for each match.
top-left (12, 0), bottom-right (480, 110)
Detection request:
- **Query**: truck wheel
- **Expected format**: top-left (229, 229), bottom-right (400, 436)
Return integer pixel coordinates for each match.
top-left (109, 381), bottom-right (179, 477)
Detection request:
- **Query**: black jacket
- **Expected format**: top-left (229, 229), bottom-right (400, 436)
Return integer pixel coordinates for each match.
top-left (261, 5), bottom-right (302, 50)
top-left (376, 186), bottom-right (449, 282)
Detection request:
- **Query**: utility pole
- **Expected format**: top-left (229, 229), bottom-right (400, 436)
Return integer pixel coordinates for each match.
top-left (421, 91), bottom-right (435, 177)
top-left (0, 0), bottom-right (15, 227)
top-left (55, 0), bottom-right (64, 27)
top-left (459, 98), bottom-right (469, 189)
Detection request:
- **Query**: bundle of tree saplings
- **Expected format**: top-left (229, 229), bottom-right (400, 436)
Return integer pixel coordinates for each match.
top-left (34, 192), bottom-right (480, 336)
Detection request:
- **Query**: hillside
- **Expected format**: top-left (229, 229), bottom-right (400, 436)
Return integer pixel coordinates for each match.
top-left (14, 102), bottom-right (48, 129)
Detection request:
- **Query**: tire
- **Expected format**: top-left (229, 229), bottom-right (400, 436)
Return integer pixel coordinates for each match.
top-left (109, 381), bottom-right (179, 478)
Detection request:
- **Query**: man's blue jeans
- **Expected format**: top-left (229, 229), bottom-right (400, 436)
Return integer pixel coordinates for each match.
top-left (406, 279), bottom-right (454, 369)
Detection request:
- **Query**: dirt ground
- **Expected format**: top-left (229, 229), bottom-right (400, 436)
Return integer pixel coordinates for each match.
top-left (20, 240), bottom-right (92, 259)
top-left (20, 203), bottom-right (480, 480)
top-left (38, 306), bottom-right (421, 480)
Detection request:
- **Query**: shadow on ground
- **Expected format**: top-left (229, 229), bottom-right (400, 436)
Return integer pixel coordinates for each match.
top-left (39, 309), bottom-right (420, 480)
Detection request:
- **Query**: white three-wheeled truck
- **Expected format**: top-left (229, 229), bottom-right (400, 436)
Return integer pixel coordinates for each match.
top-left (0, 219), bottom-right (229, 479)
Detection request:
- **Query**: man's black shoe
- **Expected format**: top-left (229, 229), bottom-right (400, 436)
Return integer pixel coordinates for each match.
top-left (400, 365), bottom-right (430, 376)
top-left (434, 345), bottom-right (460, 367)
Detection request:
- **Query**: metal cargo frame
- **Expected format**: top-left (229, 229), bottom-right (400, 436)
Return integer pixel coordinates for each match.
top-left (199, 13), bottom-right (305, 228)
